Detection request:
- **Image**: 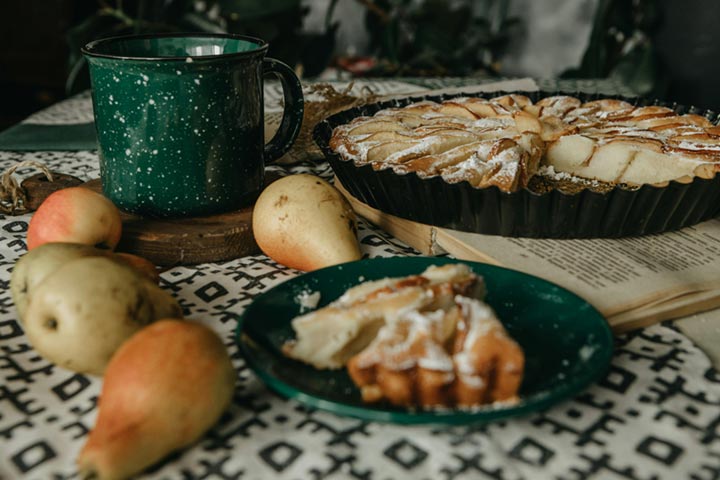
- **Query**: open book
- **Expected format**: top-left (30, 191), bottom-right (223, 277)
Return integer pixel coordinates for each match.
top-left (340, 184), bottom-right (720, 333)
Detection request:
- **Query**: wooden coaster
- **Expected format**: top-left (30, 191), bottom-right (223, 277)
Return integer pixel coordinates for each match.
top-left (83, 178), bottom-right (263, 267)
top-left (21, 172), bottom-right (84, 211)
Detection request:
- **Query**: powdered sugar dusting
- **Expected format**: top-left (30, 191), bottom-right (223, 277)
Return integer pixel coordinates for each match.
top-left (330, 95), bottom-right (720, 189)
top-left (296, 290), bottom-right (321, 313)
top-left (537, 165), bottom-right (604, 187)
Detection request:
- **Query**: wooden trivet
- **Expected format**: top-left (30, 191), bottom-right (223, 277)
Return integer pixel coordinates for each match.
top-left (82, 178), bottom-right (266, 267)
top-left (21, 172), bottom-right (84, 211)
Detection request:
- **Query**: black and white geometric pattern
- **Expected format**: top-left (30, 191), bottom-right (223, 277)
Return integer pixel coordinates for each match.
top-left (1, 81), bottom-right (719, 480)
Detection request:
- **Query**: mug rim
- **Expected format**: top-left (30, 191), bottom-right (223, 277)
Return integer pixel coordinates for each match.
top-left (82, 32), bottom-right (269, 62)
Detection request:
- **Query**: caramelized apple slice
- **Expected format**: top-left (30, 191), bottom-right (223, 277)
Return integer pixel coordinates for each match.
top-left (494, 94), bottom-right (532, 109)
top-left (512, 110), bottom-right (542, 134)
top-left (367, 133), bottom-right (477, 165)
top-left (436, 102), bottom-right (481, 120)
top-left (580, 138), bottom-right (653, 182)
top-left (348, 120), bottom-right (408, 135)
top-left (401, 142), bottom-right (484, 176)
top-left (581, 98), bottom-right (634, 113)
top-left (621, 147), bottom-right (717, 185)
top-left (461, 98), bottom-right (513, 119)
top-left (544, 134), bottom-right (596, 171)
top-left (536, 95), bottom-right (581, 115)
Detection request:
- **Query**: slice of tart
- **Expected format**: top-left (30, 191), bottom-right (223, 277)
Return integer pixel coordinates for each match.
top-left (282, 264), bottom-right (484, 370)
top-left (347, 295), bottom-right (524, 409)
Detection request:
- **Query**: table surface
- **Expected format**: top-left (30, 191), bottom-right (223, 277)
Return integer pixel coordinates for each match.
top-left (1, 79), bottom-right (719, 480)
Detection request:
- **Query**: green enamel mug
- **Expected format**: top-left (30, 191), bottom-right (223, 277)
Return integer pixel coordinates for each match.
top-left (82, 33), bottom-right (304, 217)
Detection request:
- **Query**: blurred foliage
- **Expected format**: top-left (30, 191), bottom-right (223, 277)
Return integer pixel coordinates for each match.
top-left (66, 0), bottom-right (337, 93)
top-left (562, 0), bottom-right (665, 96)
top-left (356, 0), bottom-right (520, 77)
top-left (68, 0), bottom-right (668, 93)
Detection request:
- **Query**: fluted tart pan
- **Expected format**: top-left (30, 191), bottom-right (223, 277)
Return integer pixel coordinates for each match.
top-left (313, 90), bottom-right (720, 238)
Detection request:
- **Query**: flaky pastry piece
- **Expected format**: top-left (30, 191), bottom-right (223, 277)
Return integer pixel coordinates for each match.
top-left (282, 264), bottom-right (484, 370)
top-left (347, 296), bottom-right (524, 409)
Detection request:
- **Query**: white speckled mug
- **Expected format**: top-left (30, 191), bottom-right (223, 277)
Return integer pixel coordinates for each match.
top-left (82, 33), bottom-right (304, 217)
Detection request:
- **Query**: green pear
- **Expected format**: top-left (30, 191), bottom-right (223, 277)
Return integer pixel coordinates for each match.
top-left (77, 320), bottom-right (235, 480)
top-left (23, 256), bottom-right (182, 375)
top-left (11, 242), bottom-right (108, 322)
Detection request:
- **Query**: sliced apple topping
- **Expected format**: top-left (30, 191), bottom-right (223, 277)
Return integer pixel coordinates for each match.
top-left (331, 95), bottom-right (720, 190)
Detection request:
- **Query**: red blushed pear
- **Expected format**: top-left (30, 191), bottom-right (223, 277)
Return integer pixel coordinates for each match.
top-left (77, 320), bottom-right (235, 480)
top-left (27, 187), bottom-right (122, 250)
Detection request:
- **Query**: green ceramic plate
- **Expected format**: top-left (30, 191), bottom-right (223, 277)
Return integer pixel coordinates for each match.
top-left (236, 257), bottom-right (614, 424)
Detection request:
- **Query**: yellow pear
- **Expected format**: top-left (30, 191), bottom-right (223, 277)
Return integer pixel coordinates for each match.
top-left (23, 256), bottom-right (181, 375)
top-left (252, 174), bottom-right (362, 271)
top-left (77, 320), bottom-right (235, 480)
top-left (11, 242), bottom-right (108, 322)
top-left (11, 243), bottom-right (160, 323)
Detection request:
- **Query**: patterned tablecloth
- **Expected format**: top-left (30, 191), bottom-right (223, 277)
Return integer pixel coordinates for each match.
top-left (1, 79), bottom-right (719, 480)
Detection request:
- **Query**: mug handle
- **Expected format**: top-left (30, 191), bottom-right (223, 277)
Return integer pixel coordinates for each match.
top-left (263, 58), bottom-right (304, 162)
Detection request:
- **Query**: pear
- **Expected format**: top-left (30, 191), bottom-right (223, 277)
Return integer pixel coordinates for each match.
top-left (113, 252), bottom-right (160, 283)
top-left (23, 256), bottom-right (181, 375)
top-left (11, 242), bottom-right (108, 322)
top-left (26, 186), bottom-right (122, 250)
top-left (77, 320), bottom-right (235, 480)
top-left (11, 243), bottom-right (159, 323)
top-left (252, 174), bottom-right (362, 271)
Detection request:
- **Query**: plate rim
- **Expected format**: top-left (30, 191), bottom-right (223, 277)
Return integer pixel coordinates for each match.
top-left (235, 256), bottom-right (614, 425)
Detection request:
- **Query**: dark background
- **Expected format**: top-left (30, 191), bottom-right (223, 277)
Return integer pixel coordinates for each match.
top-left (2, 0), bottom-right (719, 131)
top-left (0, 2), bottom-right (93, 129)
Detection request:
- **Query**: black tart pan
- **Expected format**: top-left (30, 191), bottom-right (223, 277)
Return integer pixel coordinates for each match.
top-left (313, 90), bottom-right (720, 238)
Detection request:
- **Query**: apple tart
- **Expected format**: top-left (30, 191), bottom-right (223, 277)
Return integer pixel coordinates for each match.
top-left (347, 296), bottom-right (524, 408)
top-left (282, 264), bottom-right (524, 410)
top-left (329, 97), bottom-right (545, 193)
top-left (282, 263), bottom-right (484, 370)
top-left (329, 94), bottom-right (720, 191)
